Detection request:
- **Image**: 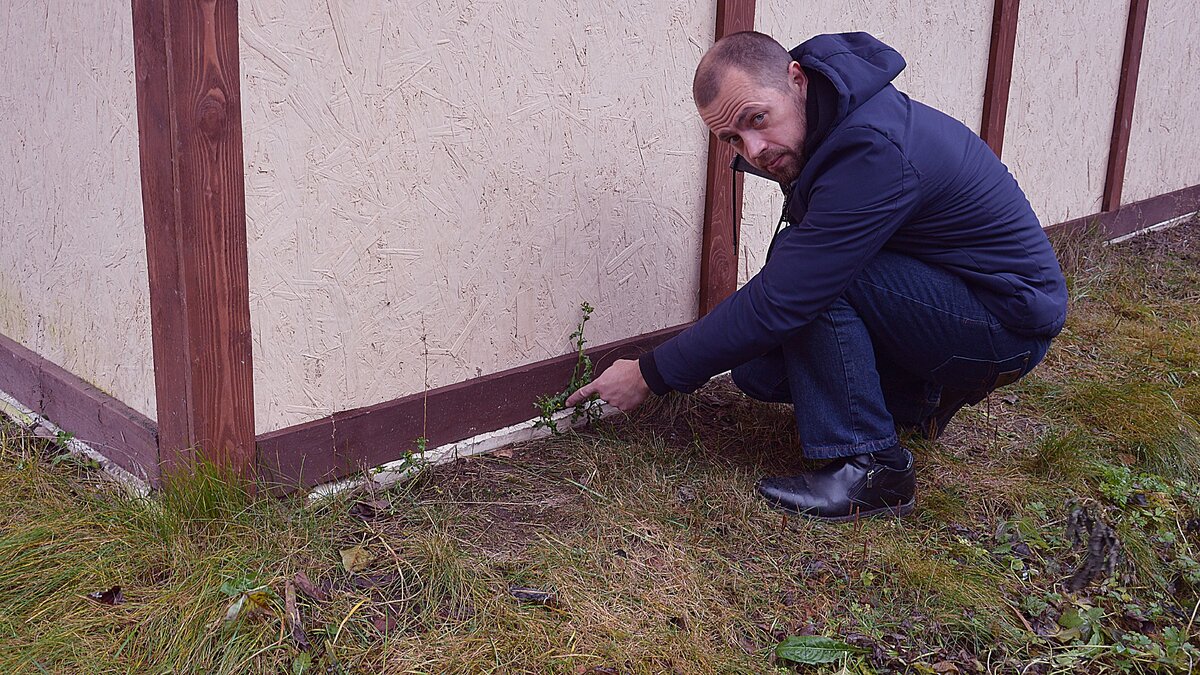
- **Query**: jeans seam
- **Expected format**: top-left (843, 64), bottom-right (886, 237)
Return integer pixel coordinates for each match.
top-left (828, 311), bottom-right (863, 445)
top-left (854, 277), bottom-right (992, 326)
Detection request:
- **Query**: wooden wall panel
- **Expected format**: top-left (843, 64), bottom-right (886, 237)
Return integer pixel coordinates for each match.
top-left (240, 0), bottom-right (716, 433)
top-left (1002, 0), bottom-right (1128, 227)
top-left (1122, 0), bottom-right (1200, 205)
top-left (0, 0), bottom-right (156, 419)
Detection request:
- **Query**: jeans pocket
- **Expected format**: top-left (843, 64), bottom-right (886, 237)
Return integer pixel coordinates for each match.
top-left (929, 351), bottom-right (1032, 394)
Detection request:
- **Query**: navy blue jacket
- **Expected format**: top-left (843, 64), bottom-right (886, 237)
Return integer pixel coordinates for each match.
top-left (642, 32), bottom-right (1068, 395)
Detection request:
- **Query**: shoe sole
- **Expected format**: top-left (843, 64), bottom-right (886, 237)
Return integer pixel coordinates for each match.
top-left (765, 498), bottom-right (916, 522)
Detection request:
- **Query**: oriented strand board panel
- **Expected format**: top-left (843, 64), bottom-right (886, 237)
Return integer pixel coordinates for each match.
top-left (0, 3), bottom-right (156, 419)
top-left (1003, 0), bottom-right (1128, 226)
top-left (242, 0), bottom-right (715, 433)
top-left (1123, 0), bottom-right (1200, 205)
top-left (740, 0), bottom-right (994, 285)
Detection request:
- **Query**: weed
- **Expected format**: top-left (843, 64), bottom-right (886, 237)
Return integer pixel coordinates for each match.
top-left (533, 301), bottom-right (600, 435)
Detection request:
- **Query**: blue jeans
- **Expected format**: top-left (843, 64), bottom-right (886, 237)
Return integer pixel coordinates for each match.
top-left (731, 250), bottom-right (1052, 459)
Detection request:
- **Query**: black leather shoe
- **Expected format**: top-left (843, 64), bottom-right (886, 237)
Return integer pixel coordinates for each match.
top-left (756, 450), bottom-right (915, 521)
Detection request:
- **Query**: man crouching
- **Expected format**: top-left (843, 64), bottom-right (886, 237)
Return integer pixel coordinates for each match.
top-left (568, 31), bottom-right (1067, 521)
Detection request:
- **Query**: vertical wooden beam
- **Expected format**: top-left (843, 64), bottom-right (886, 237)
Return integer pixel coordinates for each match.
top-left (698, 0), bottom-right (756, 316)
top-left (132, 0), bottom-right (256, 478)
top-left (979, 0), bottom-right (1020, 157)
top-left (1102, 0), bottom-right (1149, 212)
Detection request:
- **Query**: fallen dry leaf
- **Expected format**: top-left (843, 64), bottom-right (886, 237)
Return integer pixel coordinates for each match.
top-left (348, 499), bottom-right (391, 521)
top-left (293, 571), bottom-right (327, 603)
top-left (223, 587), bottom-right (276, 623)
top-left (284, 581), bottom-right (310, 650)
top-left (340, 545), bottom-right (374, 573)
top-left (491, 447), bottom-right (514, 458)
top-left (372, 607), bottom-right (403, 635)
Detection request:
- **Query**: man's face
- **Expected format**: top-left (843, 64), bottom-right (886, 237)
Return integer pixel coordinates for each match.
top-left (698, 63), bottom-right (808, 185)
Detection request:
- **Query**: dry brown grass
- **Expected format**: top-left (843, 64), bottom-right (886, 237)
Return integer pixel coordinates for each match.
top-left (1, 218), bottom-right (1199, 674)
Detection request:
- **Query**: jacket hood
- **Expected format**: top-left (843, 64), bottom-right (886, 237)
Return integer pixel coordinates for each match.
top-left (789, 32), bottom-right (906, 127)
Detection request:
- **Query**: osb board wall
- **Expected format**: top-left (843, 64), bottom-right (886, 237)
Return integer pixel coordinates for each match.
top-left (1002, 0), bottom-right (1128, 227)
top-left (240, 0), bottom-right (716, 433)
top-left (739, 0), bottom-right (993, 285)
top-left (0, 2), bottom-right (156, 419)
top-left (1123, 0), bottom-right (1200, 204)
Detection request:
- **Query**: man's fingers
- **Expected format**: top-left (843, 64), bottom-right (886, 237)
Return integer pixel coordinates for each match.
top-left (565, 384), bottom-right (593, 408)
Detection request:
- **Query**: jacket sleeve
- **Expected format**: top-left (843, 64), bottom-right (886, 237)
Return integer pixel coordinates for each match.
top-left (645, 126), bottom-right (921, 394)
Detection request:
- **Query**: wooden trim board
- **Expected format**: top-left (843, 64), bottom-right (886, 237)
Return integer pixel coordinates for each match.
top-left (0, 332), bottom-right (160, 483)
top-left (131, 0), bottom-right (256, 477)
top-left (257, 324), bottom-right (689, 490)
top-left (1047, 183), bottom-right (1200, 243)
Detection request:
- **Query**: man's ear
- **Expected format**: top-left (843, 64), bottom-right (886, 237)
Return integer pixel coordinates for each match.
top-left (788, 61), bottom-right (807, 91)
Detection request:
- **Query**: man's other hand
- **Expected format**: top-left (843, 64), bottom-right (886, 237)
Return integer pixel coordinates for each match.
top-left (564, 359), bottom-right (651, 411)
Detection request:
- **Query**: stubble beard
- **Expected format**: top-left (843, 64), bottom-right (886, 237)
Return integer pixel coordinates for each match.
top-left (761, 90), bottom-right (809, 186)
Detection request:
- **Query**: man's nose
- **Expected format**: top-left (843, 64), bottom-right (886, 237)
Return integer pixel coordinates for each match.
top-left (745, 135), bottom-right (768, 162)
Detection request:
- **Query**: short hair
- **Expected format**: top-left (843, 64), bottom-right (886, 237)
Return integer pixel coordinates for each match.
top-left (693, 31), bottom-right (794, 109)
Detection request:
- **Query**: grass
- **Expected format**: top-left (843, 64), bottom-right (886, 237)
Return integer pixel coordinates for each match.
top-left (1, 218), bottom-right (1199, 673)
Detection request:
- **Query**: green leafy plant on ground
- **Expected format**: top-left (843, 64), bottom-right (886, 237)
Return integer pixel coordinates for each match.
top-left (533, 301), bottom-right (600, 435)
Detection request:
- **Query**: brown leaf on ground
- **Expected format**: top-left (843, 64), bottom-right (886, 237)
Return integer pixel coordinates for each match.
top-left (735, 632), bottom-right (759, 654)
top-left (85, 586), bottom-right (124, 606)
top-left (348, 499), bottom-right (391, 520)
top-left (340, 545), bottom-right (374, 573)
top-left (284, 581), bottom-right (311, 650)
top-left (371, 607), bottom-right (403, 635)
top-left (293, 571), bottom-right (327, 603)
top-left (491, 447), bottom-right (514, 458)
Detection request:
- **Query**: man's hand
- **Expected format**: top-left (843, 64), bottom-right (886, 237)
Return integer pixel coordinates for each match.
top-left (565, 359), bottom-right (651, 412)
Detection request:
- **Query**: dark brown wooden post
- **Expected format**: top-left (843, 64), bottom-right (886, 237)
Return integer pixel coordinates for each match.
top-left (132, 0), bottom-right (256, 479)
top-left (1102, 0), bottom-right (1149, 212)
top-left (697, 0), bottom-right (757, 316)
top-left (979, 0), bottom-right (1021, 157)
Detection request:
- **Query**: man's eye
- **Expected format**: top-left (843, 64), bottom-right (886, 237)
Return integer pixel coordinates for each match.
top-left (753, 113), bottom-right (766, 125)
top-left (728, 135), bottom-right (742, 146)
